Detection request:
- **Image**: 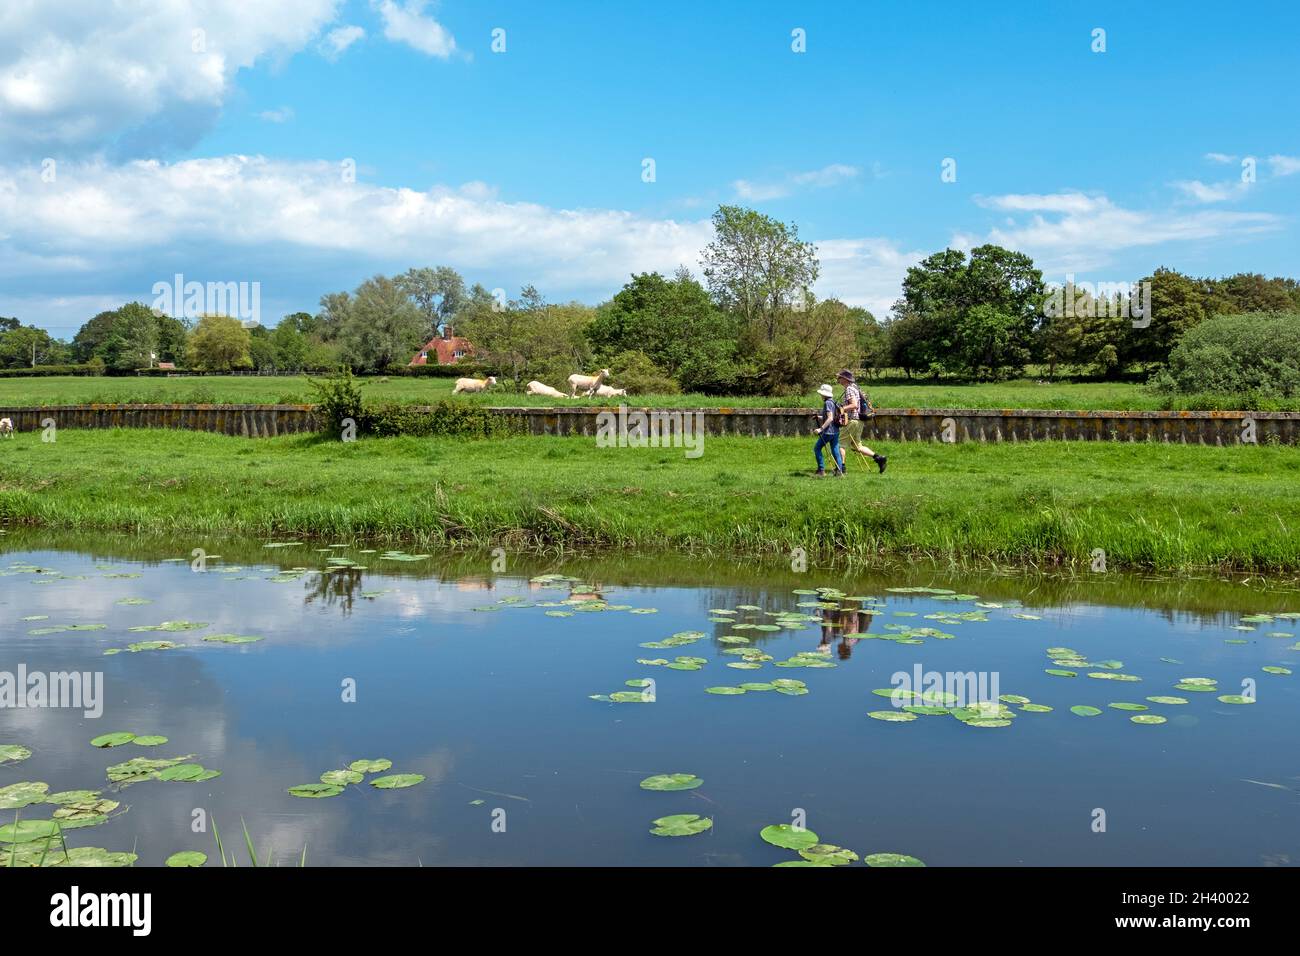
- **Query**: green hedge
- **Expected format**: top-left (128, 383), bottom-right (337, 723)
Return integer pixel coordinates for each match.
top-left (0, 364), bottom-right (102, 377)
top-left (358, 401), bottom-right (520, 438)
top-left (1151, 312), bottom-right (1300, 399)
top-left (380, 362), bottom-right (489, 378)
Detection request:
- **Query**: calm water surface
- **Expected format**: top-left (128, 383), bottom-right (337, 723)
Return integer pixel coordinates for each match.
top-left (2, 538), bottom-right (1298, 867)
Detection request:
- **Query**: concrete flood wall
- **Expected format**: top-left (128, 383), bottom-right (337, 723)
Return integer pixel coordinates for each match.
top-left (0, 403), bottom-right (1294, 444)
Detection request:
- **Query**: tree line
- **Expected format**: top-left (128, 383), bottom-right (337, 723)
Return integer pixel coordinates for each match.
top-left (5, 204), bottom-right (1297, 392)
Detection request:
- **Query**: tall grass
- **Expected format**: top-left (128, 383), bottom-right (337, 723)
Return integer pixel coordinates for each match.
top-left (1, 428), bottom-right (1299, 571)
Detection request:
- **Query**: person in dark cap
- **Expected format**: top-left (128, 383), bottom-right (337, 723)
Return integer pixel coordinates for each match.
top-left (836, 370), bottom-right (887, 474)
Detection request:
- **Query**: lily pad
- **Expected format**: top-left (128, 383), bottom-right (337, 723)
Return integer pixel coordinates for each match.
top-left (320, 770), bottom-right (364, 786)
top-left (1217, 695), bottom-right (1255, 704)
top-left (90, 732), bottom-right (136, 748)
top-left (1070, 705), bottom-right (1102, 717)
top-left (1131, 715), bottom-right (1167, 725)
top-left (868, 711), bottom-right (917, 722)
top-left (1145, 696), bottom-right (1188, 705)
top-left (132, 736), bottom-right (169, 747)
top-left (799, 844), bottom-right (859, 865)
top-left (760, 824), bottom-right (819, 850)
top-left (1045, 668), bottom-right (1077, 678)
top-left (863, 852), bottom-right (925, 867)
top-left (0, 819), bottom-right (61, 843)
top-left (649, 814), bottom-right (713, 837)
top-left (288, 783), bottom-right (344, 798)
top-left (348, 759), bottom-right (392, 774)
top-left (0, 744), bottom-right (32, 765)
top-left (370, 773), bottom-right (425, 789)
top-left (705, 686), bottom-right (746, 695)
top-left (165, 851), bottom-right (208, 867)
top-left (639, 773), bottom-right (703, 792)
top-left (202, 634), bottom-right (263, 644)
top-left (1108, 703), bottom-right (1148, 711)
top-left (0, 781), bottom-right (49, 809)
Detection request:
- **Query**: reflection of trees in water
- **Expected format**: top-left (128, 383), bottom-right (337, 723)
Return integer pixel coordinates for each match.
top-left (303, 569), bottom-right (364, 616)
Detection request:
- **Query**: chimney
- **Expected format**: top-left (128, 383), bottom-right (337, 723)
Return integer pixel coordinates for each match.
top-left (442, 324), bottom-right (453, 341)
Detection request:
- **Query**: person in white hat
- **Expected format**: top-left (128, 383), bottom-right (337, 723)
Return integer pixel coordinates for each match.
top-left (812, 383), bottom-right (844, 477)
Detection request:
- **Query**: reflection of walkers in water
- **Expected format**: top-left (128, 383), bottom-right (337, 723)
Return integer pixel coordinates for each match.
top-left (818, 602), bottom-right (875, 659)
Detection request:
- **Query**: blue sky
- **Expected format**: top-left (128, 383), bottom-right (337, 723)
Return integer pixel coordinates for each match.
top-left (1, 0), bottom-right (1297, 337)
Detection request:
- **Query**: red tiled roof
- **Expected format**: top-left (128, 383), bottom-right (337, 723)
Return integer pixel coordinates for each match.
top-left (409, 336), bottom-right (474, 366)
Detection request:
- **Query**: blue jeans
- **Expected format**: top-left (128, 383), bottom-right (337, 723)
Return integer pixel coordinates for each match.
top-left (814, 431), bottom-right (843, 472)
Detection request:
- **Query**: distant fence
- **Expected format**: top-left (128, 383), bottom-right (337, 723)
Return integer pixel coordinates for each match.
top-left (0, 404), bottom-right (1295, 444)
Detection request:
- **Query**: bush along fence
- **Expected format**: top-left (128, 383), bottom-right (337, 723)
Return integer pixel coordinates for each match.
top-left (1, 403), bottom-right (1297, 445)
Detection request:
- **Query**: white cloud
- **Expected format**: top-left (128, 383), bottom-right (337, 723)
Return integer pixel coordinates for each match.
top-left (320, 24), bottom-right (365, 60)
top-left (1204, 152), bottom-right (1237, 164)
top-left (1171, 179), bottom-right (1248, 203)
top-left (1268, 154), bottom-right (1300, 177)
top-left (733, 163), bottom-right (860, 201)
top-left (0, 0), bottom-right (342, 157)
top-left (964, 191), bottom-right (1280, 274)
top-left (814, 238), bottom-right (925, 317)
top-left (257, 107), bottom-right (295, 124)
top-left (372, 0), bottom-right (457, 58)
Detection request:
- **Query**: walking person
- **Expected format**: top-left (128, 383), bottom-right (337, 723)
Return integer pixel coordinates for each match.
top-left (812, 384), bottom-right (844, 478)
top-left (836, 370), bottom-right (887, 474)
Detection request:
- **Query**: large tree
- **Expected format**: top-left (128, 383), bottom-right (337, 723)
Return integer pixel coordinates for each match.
top-left (100, 302), bottom-right (159, 371)
top-left (187, 314), bottom-right (252, 370)
top-left (701, 205), bottom-right (820, 344)
top-left (335, 274), bottom-right (426, 371)
top-left (585, 269), bottom-right (741, 392)
top-left (397, 266), bottom-right (467, 340)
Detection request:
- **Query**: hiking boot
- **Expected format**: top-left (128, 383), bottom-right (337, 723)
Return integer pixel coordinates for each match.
top-left (812, 469), bottom-right (826, 478)
top-left (833, 469), bottom-right (845, 478)
top-left (874, 454), bottom-right (887, 474)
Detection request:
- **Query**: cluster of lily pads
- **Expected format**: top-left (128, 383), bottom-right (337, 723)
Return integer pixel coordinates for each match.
top-left (288, 758), bottom-right (425, 798)
top-left (761, 824), bottom-right (924, 868)
top-left (1, 779), bottom-right (130, 867)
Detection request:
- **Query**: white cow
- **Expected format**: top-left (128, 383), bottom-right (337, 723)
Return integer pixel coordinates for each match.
top-left (452, 376), bottom-right (497, 394)
top-left (567, 368), bottom-right (610, 397)
top-left (0, 418), bottom-right (12, 438)
top-left (593, 384), bottom-right (627, 398)
top-left (526, 380), bottom-right (567, 398)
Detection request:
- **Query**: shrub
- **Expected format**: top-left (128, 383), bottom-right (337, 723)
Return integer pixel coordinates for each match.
top-left (607, 350), bottom-right (680, 395)
top-left (359, 401), bottom-right (521, 438)
top-left (307, 367), bottom-right (366, 434)
top-left (1149, 312), bottom-right (1300, 398)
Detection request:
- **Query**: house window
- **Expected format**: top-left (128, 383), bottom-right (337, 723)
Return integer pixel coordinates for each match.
top-left (453, 350), bottom-right (465, 359)
top-left (420, 352), bottom-right (428, 360)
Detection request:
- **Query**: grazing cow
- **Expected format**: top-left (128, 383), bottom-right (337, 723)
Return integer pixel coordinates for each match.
top-left (526, 380), bottom-right (567, 398)
top-left (567, 368), bottom-right (610, 397)
top-left (593, 384), bottom-right (627, 398)
top-left (452, 376), bottom-right (497, 394)
top-left (0, 418), bottom-right (13, 438)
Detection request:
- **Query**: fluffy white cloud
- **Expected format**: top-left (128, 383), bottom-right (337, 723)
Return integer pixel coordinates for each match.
top-left (1268, 154), bottom-right (1300, 177)
top-left (966, 191), bottom-right (1280, 274)
top-left (1171, 179), bottom-right (1248, 203)
top-left (257, 107), bottom-right (295, 124)
top-left (734, 163), bottom-right (860, 201)
top-left (0, 0), bottom-right (342, 156)
top-left (321, 24), bottom-right (365, 60)
top-left (372, 0), bottom-right (457, 58)
top-left (815, 238), bottom-right (925, 317)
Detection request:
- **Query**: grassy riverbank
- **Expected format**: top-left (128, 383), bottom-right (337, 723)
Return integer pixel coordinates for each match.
top-left (2, 428), bottom-right (1299, 571)
top-left (1, 374), bottom-right (1293, 412)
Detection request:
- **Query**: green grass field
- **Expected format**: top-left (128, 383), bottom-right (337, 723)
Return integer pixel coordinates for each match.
top-left (2, 427), bottom-right (1298, 571)
top-left (0, 373), bottom-right (1292, 412)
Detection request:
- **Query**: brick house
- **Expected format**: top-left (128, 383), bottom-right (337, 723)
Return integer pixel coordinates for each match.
top-left (410, 327), bottom-right (474, 366)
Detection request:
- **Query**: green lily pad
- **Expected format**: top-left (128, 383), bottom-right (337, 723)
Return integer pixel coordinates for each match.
top-left (158, 763), bottom-right (208, 782)
top-left (1217, 695), bottom-right (1255, 704)
top-left (1108, 703), bottom-right (1148, 711)
top-left (1131, 715), bottom-right (1167, 725)
top-left (370, 774), bottom-right (425, 789)
top-left (1262, 666), bottom-right (1292, 675)
top-left (760, 824), bottom-right (819, 850)
top-left (321, 770), bottom-right (364, 786)
top-left (639, 773), bottom-right (703, 792)
top-left (1070, 705), bottom-right (1103, 717)
top-left (165, 851), bottom-right (208, 867)
top-left (0, 781), bottom-right (50, 809)
top-left (128, 620), bottom-right (208, 632)
top-left (0, 819), bottom-right (61, 843)
top-left (964, 718), bottom-right (1012, 728)
top-left (799, 844), bottom-right (859, 865)
top-left (739, 682), bottom-right (776, 691)
top-left (288, 783), bottom-right (344, 798)
top-left (202, 634), bottom-right (263, 644)
top-left (1145, 696), bottom-right (1189, 705)
top-left (132, 736), bottom-right (169, 747)
top-left (863, 852), bottom-right (925, 867)
top-left (649, 814), bottom-right (713, 837)
top-left (1045, 668), bottom-right (1076, 677)
top-left (1019, 703), bottom-right (1054, 713)
top-left (348, 759), bottom-right (392, 774)
top-left (705, 686), bottom-right (746, 695)
top-left (0, 744), bottom-right (32, 765)
top-left (90, 732), bottom-right (136, 748)
top-left (1174, 682), bottom-right (1218, 692)
top-left (868, 711), bottom-right (917, 722)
